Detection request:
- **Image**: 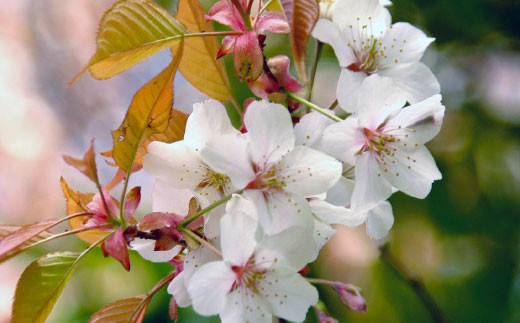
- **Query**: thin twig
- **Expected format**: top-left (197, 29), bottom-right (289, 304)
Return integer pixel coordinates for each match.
top-left (380, 244), bottom-right (449, 323)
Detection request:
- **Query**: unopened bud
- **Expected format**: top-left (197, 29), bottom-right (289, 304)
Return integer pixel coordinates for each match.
top-left (332, 283), bottom-right (367, 313)
top-left (314, 306), bottom-right (338, 323)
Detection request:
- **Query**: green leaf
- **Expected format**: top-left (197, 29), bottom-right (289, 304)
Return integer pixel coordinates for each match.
top-left (111, 42), bottom-right (187, 172)
top-left (11, 251), bottom-right (83, 323)
top-left (72, 0), bottom-right (189, 81)
top-left (89, 296), bottom-right (149, 323)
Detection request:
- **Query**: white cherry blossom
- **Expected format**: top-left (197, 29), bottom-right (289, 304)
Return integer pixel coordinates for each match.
top-left (199, 100), bottom-right (343, 235)
top-left (312, 0), bottom-right (439, 113)
top-left (323, 75), bottom-right (445, 210)
top-left (187, 195), bottom-right (318, 323)
top-left (143, 99), bottom-right (239, 237)
top-left (295, 111), bottom-right (395, 241)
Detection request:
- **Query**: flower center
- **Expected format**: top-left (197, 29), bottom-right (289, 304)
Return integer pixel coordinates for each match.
top-left (360, 127), bottom-right (395, 155)
top-left (231, 258), bottom-right (266, 293)
top-left (199, 171), bottom-right (230, 194)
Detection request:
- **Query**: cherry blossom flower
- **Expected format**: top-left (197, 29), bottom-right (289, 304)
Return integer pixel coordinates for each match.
top-left (142, 99), bottom-right (239, 237)
top-left (199, 100), bottom-right (342, 234)
top-left (206, 0), bottom-right (290, 80)
top-left (187, 195), bottom-right (318, 322)
top-left (312, 0), bottom-right (439, 113)
top-left (323, 75), bottom-right (445, 210)
top-left (295, 111), bottom-right (394, 240)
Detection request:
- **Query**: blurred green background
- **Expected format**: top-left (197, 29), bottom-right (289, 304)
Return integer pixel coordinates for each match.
top-left (0, 0), bottom-right (519, 322)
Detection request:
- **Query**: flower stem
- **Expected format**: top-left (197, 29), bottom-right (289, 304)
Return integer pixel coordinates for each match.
top-left (180, 227), bottom-right (222, 258)
top-left (287, 92), bottom-right (343, 122)
top-left (380, 244), bottom-right (449, 323)
top-left (119, 168), bottom-right (131, 229)
top-left (130, 272), bottom-right (177, 321)
top-left (177, 192), bottom-right (240, 229)
top-left (309, 41), bottom-right (324, 100)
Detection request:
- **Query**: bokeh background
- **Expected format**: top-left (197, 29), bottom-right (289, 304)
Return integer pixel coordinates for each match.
top-left (0, 0), bottom-right (519, 322)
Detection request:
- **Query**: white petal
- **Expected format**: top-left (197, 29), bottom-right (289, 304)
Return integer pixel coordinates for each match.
top-left (255, 227), bottom-right (316, 271)
top-left (333, 0), bottom-right (390, 36)
top-left (187, 261), bottom-right (236, 316)
top-left (220, 290), bottom-right (271, 323)
top-left (325, 176), bottom-right (355, 207)
top-left (379, 62), bottom-right (441, 105)
top-left (259, 269), bottom-right (318, 322)
top-left (265, 192), bottom-right (314, 235)
top-left (203, 204), bottom-right (225, 239)
top-left (322, 117), bottom-right (364, 165)
top-left (168, 272), bottom-right (191, 307)
top-left (184, 99), bottom-right (237, 151)
top-left (337, 69), bottom-right (367, 114)
top-left (351, 152), bottom-right (393, 211)
top-left (152, 179), bottom-right (194, 215)
top-left (385, 94), bottom-right (445, 145)
top-left (242, 190), bottom-right (272, 238)
top-left (183, 240), bottom-right (221, 281)
top-left (131, 238), bottom-right (181, 263)
top-left (356, 75), bottom-right (407, 129)
top-left (382, 145), bottom-right (441, 198)
top-left (220, 195), bottom-right (258, 266)
top-left (366, 201), bottom-right (394, 239)
top-left (244, 101), bottom-right (295, 166)
top-left (143, 141), bottom-right (206, 190)
top-left (310, 199), bottom-right (367, 228)
top-left (312, 216), bottom-right (336, 254)
top-left (200, 134), bottom-right (256, 189)
top-left (312, 19), bottom-right (356, 67)
top-left (379, 23), bottom-right (434, 66)
top-left (278, 146), bottom-right (342, 197)
top-left (294, 111), bottom-right (334, 150)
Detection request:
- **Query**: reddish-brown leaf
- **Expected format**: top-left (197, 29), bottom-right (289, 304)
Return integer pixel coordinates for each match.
top-left (0, 222), bottom-right (55, 263)
top-left (283, 0), bottom-right (319, 83)
top-left (88, 295), bottom-right (148, 323)
top-left (63, 139), bottom-right (99, 184)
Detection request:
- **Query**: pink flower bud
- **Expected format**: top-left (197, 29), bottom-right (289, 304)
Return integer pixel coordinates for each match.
top-left (333, 283), bottom-right (367, 313)
top-left (314, 306), bottom-right (338, 323)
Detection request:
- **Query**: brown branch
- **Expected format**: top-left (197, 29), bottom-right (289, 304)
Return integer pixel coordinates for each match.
top-left (380, 244), bottom-right (449, 323)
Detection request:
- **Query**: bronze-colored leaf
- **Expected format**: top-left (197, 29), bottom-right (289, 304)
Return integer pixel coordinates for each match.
top-left (72, 0), bottom-right (188, 81)
top-left (89, 295), bottom-right (148, 323)
top-left (60, 177), bottom-right (108, 244)
top-left (111, 42), bottom-right (187, 172)
top-left (284, 0), bottom-right (319, 83)
top-left (174, 0), bottom-right (233, 101)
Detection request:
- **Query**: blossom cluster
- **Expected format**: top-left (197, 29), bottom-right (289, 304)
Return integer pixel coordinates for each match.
top-left (126, 0), bottom-right (445, 321)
